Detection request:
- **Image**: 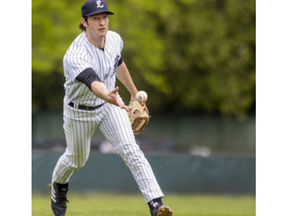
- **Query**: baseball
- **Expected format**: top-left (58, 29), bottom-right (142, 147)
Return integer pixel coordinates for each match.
top-left (136, 91), bottom-right (148, 102)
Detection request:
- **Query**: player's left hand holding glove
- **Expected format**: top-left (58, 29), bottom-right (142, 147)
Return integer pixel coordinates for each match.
top-left (128, 100), bottom-right (150, 135)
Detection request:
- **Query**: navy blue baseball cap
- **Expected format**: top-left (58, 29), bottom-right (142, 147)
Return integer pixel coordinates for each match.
top-left (81, 0), bottom-right (114, 17)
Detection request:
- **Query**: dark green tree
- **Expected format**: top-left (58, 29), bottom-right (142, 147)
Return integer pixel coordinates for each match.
top-left (32, 0), bottom-right (255, 118)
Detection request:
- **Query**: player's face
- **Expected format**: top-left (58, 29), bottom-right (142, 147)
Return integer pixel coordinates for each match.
top-left (84, 13), bottom-right (109, 38)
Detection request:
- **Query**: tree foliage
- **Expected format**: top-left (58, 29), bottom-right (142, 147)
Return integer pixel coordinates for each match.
top-left (32, 0), bottom-right (255, 117)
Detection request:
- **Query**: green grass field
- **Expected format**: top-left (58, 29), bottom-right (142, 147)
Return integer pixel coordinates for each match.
top-left (32, 193), bottom-right (255, 216)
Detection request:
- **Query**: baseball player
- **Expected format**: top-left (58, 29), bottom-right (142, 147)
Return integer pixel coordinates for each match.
top-left (50, 1), bottom-right (173, 216)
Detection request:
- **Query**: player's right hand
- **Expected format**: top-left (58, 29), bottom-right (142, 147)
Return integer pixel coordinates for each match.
top-left (107, 87), bottom-right (131, 111)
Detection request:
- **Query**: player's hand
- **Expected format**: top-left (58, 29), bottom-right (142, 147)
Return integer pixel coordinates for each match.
top-left (130, 97), bottom-right (149, 115)
top-left (107, 87), bottom-right (131, 111)
top-left (130, 99), bottom-right (149, 115)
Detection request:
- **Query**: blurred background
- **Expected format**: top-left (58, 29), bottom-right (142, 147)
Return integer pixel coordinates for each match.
top-left (32, 0), bottom-right (255, 195)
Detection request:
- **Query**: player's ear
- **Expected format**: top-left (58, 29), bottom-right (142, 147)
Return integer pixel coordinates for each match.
top-left (81, 17), bottom-right (89, 27)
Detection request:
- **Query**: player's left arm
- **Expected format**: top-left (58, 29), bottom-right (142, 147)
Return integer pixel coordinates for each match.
top-left (116, 61), bottom-right (138, 101)
top-left (116, 62), bottom-right (150, 114)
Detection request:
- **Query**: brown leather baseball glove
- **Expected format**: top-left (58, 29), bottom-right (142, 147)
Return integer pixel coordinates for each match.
top-left (128, 100), bottom-right (150, 135)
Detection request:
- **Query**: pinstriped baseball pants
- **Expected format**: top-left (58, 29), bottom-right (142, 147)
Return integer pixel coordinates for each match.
top-left (52, 101), bottom-right (164, 203)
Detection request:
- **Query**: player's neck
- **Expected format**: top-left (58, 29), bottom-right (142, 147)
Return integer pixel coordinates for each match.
top-left (86, 33), bottom-right (105, 49)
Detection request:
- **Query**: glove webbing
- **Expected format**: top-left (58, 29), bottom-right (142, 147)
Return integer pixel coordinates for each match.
top-left (132, 117), bottom-right (149, 134)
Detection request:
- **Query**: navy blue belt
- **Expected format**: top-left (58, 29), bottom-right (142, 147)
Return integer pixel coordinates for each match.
top-left (68, 102), bottom-right (105, 111)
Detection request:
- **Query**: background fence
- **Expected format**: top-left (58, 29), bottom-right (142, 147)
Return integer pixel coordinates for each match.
top-left (32, 150), bottom-right (255, 194)
top-left (32, 111), bottom-right (255, 155)
top-left (32, 112), bottom-right (255, 194)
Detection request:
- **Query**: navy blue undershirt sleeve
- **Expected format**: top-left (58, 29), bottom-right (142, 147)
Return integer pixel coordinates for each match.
top-left (118, 57), bottom-right (123, 66)
top-left (76, 67), bottom-right (101, 91)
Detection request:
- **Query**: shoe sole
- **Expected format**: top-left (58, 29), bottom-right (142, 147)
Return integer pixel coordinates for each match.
top-left (157, 205), bottom-right (173, 216)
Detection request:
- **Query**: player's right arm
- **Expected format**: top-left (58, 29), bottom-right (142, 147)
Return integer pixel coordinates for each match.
top-left (76, 68), bottom-right (131, 111)
top-left (91, 81), bottom-right (131, 111)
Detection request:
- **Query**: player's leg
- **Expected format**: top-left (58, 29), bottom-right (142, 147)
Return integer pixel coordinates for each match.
top-left (52, 115), bottom-right (96, 183)
top-left (100, 105), bottom-right (172, 215)
top-left (99, 104), bottom-right (164, 202)
top-left (51, 109), bottom-right (97, 216)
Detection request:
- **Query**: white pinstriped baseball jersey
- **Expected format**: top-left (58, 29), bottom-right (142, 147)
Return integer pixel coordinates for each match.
top-left (52, 30), bottom-right (164, 203)
top-left (63, 30), bottom-right (122, 107)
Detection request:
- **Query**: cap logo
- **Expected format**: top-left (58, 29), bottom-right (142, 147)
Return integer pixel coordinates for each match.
top-left (96, 0), bottom-right (104, 8)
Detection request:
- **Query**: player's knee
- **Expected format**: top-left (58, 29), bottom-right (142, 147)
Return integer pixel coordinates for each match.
top-left (64, 153), bottom-right (88, 170)
top-left (74, 161), bottom-right (86, 170)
